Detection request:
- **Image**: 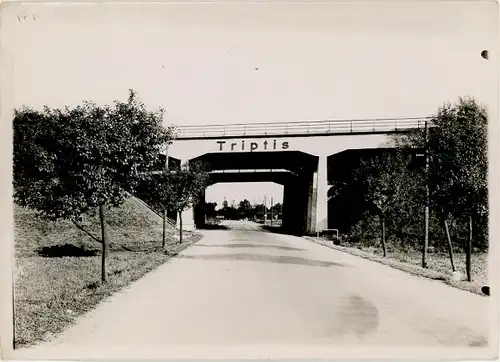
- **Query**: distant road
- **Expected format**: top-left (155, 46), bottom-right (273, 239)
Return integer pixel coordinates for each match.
top-left (14, 220), bottom-right (492, 359)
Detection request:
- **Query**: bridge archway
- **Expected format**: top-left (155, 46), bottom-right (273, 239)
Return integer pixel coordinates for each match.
top-left (190, 151), bottom-right (323, 235)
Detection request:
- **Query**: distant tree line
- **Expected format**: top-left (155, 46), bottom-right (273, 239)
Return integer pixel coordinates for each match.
top-left (329, 97), bottom-right (488, 279)
top-left (204, 199), bottom-right (283, 221)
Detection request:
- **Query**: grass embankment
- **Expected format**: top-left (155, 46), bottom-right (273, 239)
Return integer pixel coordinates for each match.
top-left (306, 237), bottom-right (488, 296)
top-left (14, 196), bottom-right (201, 348)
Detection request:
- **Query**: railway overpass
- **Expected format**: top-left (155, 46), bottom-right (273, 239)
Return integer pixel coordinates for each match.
top-left (166, 117), bottom-right (430, 235)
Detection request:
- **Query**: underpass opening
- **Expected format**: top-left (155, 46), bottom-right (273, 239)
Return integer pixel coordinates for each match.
top-left (205, 182), bottom-right (284, 228)
top-left (190, 151), bottom-right (320, 236)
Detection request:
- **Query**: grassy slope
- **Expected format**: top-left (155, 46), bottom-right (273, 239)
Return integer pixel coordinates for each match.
top-left (306, 236), bottom-right (488, 295)
top-left (14, 196), bottom-right (201, 348)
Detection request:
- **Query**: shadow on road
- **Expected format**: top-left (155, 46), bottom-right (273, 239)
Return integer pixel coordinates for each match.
top-left (177, 253), bottom-right (350, 268)
top-left (197, 224), bottom-right (230, 230)
top-left (195, 243), bottom-right (305, 252)
top-left (260, 225), bottom-right (289, 235)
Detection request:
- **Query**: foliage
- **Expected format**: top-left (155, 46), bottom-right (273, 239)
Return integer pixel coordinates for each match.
top-left (238, 199), bottom-right (253, 219)
top-left (13, 89), bottom-right (174, 281)
top-left (166, 161), bottom-right (210, 214)
top-left (13, 89), bottom-right (174, 222)
top-left (218, 205), bottom-right (240, 220)
top-left (395, 97), bottom-right (488, 223)
top-left (270, 203), bottom-right (283, 217)
top-left (139, 161), bottom-right (210, 215)
top-left (211, 200), bottom-right (282, 221)
top-left (138, 161), bottom-right (210, 242)
top-left (358, 152), bottom-right (409, 216)
top-left (329, 150), bottom-right (411, 255)
top-left (330, 97), bottom-right (489, 256)
top-left (205, 202), bottom-right (218, 218)
top-left (394, 97), bottom-right (488, 247)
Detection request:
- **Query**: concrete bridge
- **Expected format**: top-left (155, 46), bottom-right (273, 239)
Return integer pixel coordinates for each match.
top-left (166, 117), bottom-right (431, 235)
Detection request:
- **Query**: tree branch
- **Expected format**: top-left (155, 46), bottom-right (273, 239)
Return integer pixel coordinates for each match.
top-left (71, 219), bottom-right (102, 244)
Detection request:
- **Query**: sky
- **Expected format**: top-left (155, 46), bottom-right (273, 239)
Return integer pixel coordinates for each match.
top-left (3, 1), bottom-right (498, 205)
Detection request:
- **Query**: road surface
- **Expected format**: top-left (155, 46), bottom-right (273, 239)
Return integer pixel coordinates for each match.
top-left (13, 220), bottom-right (494, 359)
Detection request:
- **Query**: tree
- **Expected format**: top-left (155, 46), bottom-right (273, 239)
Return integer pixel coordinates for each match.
top-left (136, 172), bottom-right (174, 248)
top-left (253, 204), bottom-right (268, 220)
top-left (333, 151), bottom-right (411, 256)
top-left (238, 199), bottom-right (253, 219)
top-left (394, 97), bottom-right (488, 278)
top-left (164, 161), bottom-right (210, 243)
top-left (13, 90), bottom-right (173, 282)
top-left (428, 98), bottom-right (488, 220)
top-left (270, 202), bottom-right (283, 220)
top-left (357, 152), bottom-right (410, 257)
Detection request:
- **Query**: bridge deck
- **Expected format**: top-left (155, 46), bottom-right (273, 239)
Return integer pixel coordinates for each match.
top-left (173, 117), bottom-right (432, 140)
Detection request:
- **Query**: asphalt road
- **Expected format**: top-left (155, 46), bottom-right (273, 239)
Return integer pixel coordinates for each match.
top-left (13, 220), bottom-right (494, 359)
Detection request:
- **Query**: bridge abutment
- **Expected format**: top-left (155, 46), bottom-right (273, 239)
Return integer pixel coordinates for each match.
top-left (176, 158), bottom-right (196, 231)
top-left (177, 208), bottom-right (195, 231)
top-left (282, 174), bottom-right (311, 236)
top-left (304, 154), bottom-right (328, 235)
top-left (313, 154), bottom-right (329, 234)
top-left (193, 191), bottom-right (206, 228)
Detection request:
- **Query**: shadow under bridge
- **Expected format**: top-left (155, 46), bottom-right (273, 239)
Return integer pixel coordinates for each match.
top-left (191, 151), bottom-right (320, 236)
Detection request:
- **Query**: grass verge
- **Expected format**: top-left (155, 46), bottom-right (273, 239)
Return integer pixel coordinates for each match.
top-left (14, 196), bottom-right (202, 349)
top-left (304, 236), bottom-right (488, 296)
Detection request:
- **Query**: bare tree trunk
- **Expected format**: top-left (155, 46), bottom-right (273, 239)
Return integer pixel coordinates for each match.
top-left (179, 211), bottom-right (183, 244)
top-left (466, 216), bottom-right (472, 282)
top-left (422, 120), bottom-right (429, 269)
top-left (99, 204), bottom-right (109, 282)
top-left (444, 218), bottom-right (456, 272)
top-left (381, 215), bottom-right (387, 257)
top-left (162, 209), bottom-right (167, 248)
top-left (423, 207), bottom-right (429, 268)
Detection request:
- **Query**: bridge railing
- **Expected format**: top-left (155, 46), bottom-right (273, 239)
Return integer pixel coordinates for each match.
top-left (174, 117), bottom-right (432, 139)
top-left (210, 168), bottom-right (293, 174)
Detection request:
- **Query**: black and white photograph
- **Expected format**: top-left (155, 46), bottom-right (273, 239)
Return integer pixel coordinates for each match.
top-left (0, 1), bottom-right (498, 360)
